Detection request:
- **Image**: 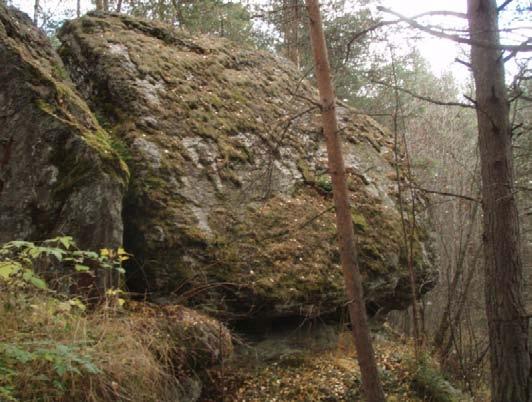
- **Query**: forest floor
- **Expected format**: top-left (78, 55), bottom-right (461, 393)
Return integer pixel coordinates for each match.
top-left (202, 321), bottom-right (472, 402)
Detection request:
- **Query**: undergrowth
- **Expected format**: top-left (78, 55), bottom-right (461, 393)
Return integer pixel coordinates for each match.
top-left (0, 237), bottom-right (182, 402)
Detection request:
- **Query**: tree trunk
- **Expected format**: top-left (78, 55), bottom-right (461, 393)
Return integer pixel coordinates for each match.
top-left (283, 0), bottom-right (300, 68)
top-left (33, 0), bottom-right (39, 25)
top-left (467, 1), bottom-right (530, 400)
top-left (77, 0), bottom-right (81, 17)
top-left (304, 1), bottom-right (385, 401)
top-left (95, 0), bottom-right (103, 12)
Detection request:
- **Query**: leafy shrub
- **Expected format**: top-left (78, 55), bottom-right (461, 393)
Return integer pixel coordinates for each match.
top-left (410, 355), bottom-right (466, 402)
top-left (0, 236), bottom-right (127, 293)
top-left (0, 237), bottom-right (133, 401)
top-left (0, 237), bottom-right (230, 402)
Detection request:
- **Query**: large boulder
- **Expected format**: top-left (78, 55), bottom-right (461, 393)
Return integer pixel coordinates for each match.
top-left (57, 13), bottom-right (436, 320)
top-left (0, 5), bottom-right (128, 251)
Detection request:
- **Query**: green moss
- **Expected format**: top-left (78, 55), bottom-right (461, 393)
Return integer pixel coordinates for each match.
top-left (410, 356), bottom-right (464, 402)
top-left (218, 138), bottom-right (248, 162)
top-left (351, 211), bottom-right (368, 232)
top-left (316, 175), bottom-right (332, 193)
top-left (35, 90), bottom-right (129, 198)
top-left (297, 159), bottom-right (316, 184)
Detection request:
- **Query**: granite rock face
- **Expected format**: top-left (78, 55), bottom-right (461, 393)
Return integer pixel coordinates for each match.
top-left (56, 13), bottom-right (436, 319)
top-left (0, 5), bottom-right (128, 251)
top-left (1, 8), bottom-right (435, 319)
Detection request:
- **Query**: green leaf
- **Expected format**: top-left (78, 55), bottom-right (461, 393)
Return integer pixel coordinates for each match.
top-left (47, 248), bottom-right (65, 261)
top-left (74, 264), bottom-right (90, 272)
top-left (29, 276), bottom-right (47, 290)
top-left (69, 299), bottom-right (86, 311)
top-left (28, 246), bottom-right (45, 259)
top-left (0, 261), bottom-right (21, 279)
top-left (4, 240), bottom-right (32, 249)
top-left (58, 236), bottom-right (74, 250)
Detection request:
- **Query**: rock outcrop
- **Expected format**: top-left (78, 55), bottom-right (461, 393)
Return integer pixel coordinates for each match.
top-left (0, 7), bottom-right (435, 320)
top-left (56, 13), bottom-right (436, 320)
top-left (0, 5), bottom-right (128, 251)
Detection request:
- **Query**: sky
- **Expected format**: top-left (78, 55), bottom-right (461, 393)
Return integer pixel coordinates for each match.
top-left (378, 0), bottom-right (468, 77)
top-left (8, 0), bottom-right (529, 83)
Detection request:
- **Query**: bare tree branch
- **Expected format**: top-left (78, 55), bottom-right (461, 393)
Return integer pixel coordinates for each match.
top-left (408, 184), bottom-right (480, 203)
top-left (411, 10), bottom-right (467, 19)
top-left (370, 78), bottom-right (476, 108)
top-left (455, 57), bottom-right (472, 69)
top-left (377, 6), bottom-right (532, 52)
top-left (343, 20), bottom-right (398, 63)
top-left (497, 0), bottom-right (514, 12)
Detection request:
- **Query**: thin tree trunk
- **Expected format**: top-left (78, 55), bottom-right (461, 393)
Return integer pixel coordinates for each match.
top-left (467, 0), bottom-right (530, 400)
top-left (389, 47), bottom-right (420, 353)
top-left (283, 0), bottom-right (300, 68)
top-left (304, 1), bottom-right (385, 401)
top-left (116, 0), bottom-right (122, 13)
top-left (76, 0), bottom-right (81, 17)
top-left (434, 201), bottom-right (479, 351)
top-left (95, 0), bottom-right (103, 12)
top-left (33, 0), bottom-right (39, 25)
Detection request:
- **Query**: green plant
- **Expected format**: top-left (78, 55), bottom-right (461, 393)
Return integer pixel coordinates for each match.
top-left (0, 236), bottom-right (128, 294)
top-left (0, 237), bottom-right (141, 401)
top-left (0, 341), bottom-right (101, 401)
top-left (316, 175), bottom-right (333, 193)
top-left (410, 355), bottom-right (465, 402)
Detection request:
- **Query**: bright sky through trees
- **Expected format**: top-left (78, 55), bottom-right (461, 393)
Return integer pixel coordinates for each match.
top-left (9, 0), bottom-right (528, 82)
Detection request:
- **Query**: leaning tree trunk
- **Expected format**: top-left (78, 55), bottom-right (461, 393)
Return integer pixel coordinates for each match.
top-left (304, 1), bottom-right (385, 401)
top-left (467, 1), bottom-right (530, 400)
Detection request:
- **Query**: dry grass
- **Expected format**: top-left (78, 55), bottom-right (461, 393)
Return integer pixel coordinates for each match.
top-left (0, 288), bottom-right (231, 402)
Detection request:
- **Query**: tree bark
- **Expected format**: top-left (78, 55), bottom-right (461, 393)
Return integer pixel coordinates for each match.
top-left (95, 0), bottom-right (103, 12)
top-left (467, 1), bottom-right (530, 400)
top-left (283, 0), bottom-right (300, 68)
top-left (33, 0), bottom-right (39, 25)
top-left (304, 1), bottom-right (385, 401)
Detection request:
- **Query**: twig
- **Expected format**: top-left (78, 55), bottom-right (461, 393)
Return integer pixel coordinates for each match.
top-left (407, 183), bottom-right (480, 203)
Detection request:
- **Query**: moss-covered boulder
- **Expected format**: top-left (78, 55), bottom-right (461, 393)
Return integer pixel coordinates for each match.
top-left (57, 13), bottom-right (436, 319)
top-left (0, 5), bottom-right (128, 252)
top-left (126, 301), bottom-right (233, 371)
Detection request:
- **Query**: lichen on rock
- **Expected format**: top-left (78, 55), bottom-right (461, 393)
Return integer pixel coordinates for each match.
top-left (56, 12), bottom-right (436, 319)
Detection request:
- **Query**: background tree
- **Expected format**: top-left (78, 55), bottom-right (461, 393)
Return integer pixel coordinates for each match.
top-left (467, 0), bottom-right (530, 399)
